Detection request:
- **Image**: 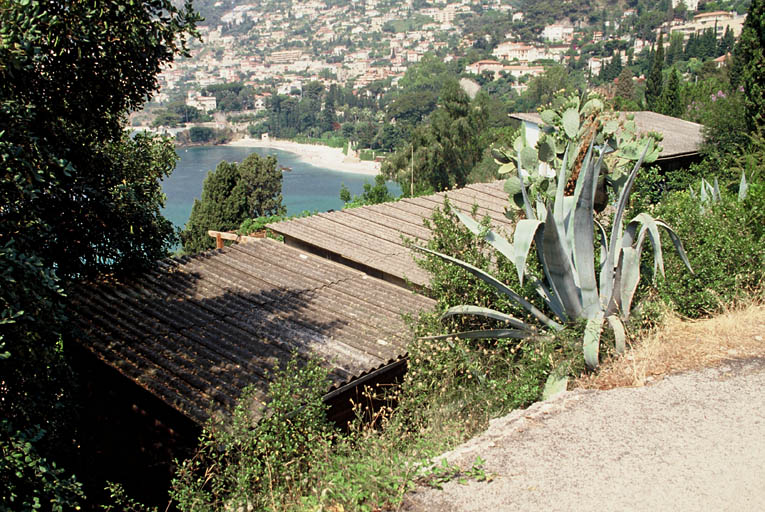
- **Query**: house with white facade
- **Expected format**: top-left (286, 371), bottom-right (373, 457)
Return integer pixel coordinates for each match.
top-left (542, 22), bottom-right (574, 43)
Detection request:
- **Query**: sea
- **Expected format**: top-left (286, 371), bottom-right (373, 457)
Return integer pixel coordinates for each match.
top-left (162, 145), bottom-right (396, 231)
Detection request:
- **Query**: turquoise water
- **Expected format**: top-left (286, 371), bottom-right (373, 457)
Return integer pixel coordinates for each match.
top-left (162, 145), bottom-right (392, 230)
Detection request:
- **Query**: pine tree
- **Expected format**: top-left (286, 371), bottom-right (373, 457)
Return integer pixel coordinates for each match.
top-left (615, 67), bottom-right (635, 103)
top-left (734, 0), bottom-right (765, 132)
top-left (658, 68), bottom-right (682, 117)
top-left (645, 32), bottom-right (665, 111)
top-left (666, 32), bottom-right (684, 66)
top-left (718, 26), bottom-right (735, 56)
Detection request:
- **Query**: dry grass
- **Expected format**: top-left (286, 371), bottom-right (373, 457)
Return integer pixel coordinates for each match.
top-left (576, 302), bottom-right (765, 390)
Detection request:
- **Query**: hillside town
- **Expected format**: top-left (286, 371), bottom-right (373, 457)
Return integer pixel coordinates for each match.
top-left (146, 0), bottom-right (746, 124)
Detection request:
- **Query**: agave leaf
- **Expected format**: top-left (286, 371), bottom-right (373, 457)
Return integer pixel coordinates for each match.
top-left (713, 178), bottom-right (721, 202)
top-left (700, 178), bottom-right (711, 202)
top-left (420, 329), bottom-right (531, 341)
top-left (516, 149), bottom-right (535, 220)
top-left (606, 315), bottom-right (626, 354)
top-left (618, 243), bottom-right (643, 320)
top-left (600, 143), bottom-right (650, 307)
top-left (542, 207), bottom-right (583, 319)
top-left (542, 373), bottom-right (568, 400)
top-left (739, 171), bottom-right (748, 201)
top-left (571, 140), bottom-right (596, 208)
top-left (562, 108), bottom-right (580, 139)
top-left (553, 144), bottom-right (572, 227)
top-left (583, 311), bottom-right (604, 369)
top-left (511, 219), bottom-right (543, 285)
top-left (454, 210), bottom-right (514, 262)
top-left (414, 245), bottom-right (562, 330)
top-left (605, 252), bottom-right (624, 317)
top-left (441, 305), bottom-right (532, 330)
top-left (530, 277), bottom-right (567, 322)
top-left (627, 213), bottom-right (665, 278)
top-left (655, 220), bottom-right (694, 274)
top-left (573, 143), bottom-right (603, 317)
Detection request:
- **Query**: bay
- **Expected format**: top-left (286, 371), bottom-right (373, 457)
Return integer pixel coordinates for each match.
top-left (162, 145), bottom-right (391, 230)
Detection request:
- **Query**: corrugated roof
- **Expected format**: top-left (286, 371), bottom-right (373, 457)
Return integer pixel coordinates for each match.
top-left (510, 111), bottom-right (703, 159)
top-left (68, 238), bottom-right (434, 425)
top-left (267, 181), bottom-right (514, 287)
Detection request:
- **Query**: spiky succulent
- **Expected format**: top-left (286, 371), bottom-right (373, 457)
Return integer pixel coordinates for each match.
top-left (418, 114), bottom-right (692, 370)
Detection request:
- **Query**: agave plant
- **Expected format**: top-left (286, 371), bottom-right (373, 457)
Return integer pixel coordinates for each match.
top-left (689, 172), bottom-right (749, 212)
top-left (417, 134), bottom-right (693, 370)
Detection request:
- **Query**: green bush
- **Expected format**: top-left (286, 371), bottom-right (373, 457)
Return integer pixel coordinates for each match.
top-left (652, 188), bottom-right (764, 317)
top-left (339, 174), bottom-right (398, 209)
top-left (171, 357), bottom-right (334, 511)
top-left (406, 199), bottom-right (585, 414)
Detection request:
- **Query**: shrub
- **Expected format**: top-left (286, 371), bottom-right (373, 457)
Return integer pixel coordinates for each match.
top-left (652, 188), bottom-right (764, 317)
top-left (171, 357), bottom-right (335, 511)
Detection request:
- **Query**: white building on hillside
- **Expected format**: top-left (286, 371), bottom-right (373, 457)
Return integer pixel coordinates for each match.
top-left (542, 23), bottom-right (574, 43)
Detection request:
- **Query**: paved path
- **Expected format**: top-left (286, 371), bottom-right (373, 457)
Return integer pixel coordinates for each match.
top-left (403, 358), bottom-right (765, 512)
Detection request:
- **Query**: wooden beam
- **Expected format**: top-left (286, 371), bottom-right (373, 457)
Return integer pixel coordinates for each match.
top-left (207, 230), bottom-right (261, 244)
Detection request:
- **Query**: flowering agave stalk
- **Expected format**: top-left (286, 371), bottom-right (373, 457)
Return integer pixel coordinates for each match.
top-left (417, 139), bottom-right (693, 369)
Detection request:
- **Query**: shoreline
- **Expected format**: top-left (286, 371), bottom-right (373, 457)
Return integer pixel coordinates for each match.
top-left (226, 137), bottom-right (381, 176)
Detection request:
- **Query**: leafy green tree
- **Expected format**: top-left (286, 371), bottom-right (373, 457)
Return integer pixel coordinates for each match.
top-left (0, 0), bottom-right (198, 503)
top-left (734, 0), bottom-right (765, 132)
top-left (514, 65), bottom-right (587, 112)
top-left (383, 79), bottom-right (487, 195)
top-left (339, 174), bottom-right (396, 208)
top-left (645, 32), bottom-right (665, 111)
top-left (182, 154), bottom-right (286, 253)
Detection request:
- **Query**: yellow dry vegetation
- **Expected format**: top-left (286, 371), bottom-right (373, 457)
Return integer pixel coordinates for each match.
top-left (576, 302), bottom-right (765, 390)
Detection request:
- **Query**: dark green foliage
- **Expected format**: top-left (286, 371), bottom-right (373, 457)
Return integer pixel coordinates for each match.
top-left (658, 68), bottom-right (683, 117)
top-left (513, 65), bottom-right (587, 112)
top-left (171, 357), bottom-right (334, 511)
top-left (1, 2), bottom-right (197, 501)
top-left (0, 421), bottom-right (85, 511)
top-left (734, 0), bottom-right (765, 132)
top-left (340, 174), bottom-right (398, 208)
top-left (666, 32), bottom-right (685, 66)
top-left (645, 33), bottom-right (665, 110)
top-left (182, 153), bottom-right (286, 253)
top-left (614, 67), bottom-right (637, 110)
top-left (405, 199), bottom-right (585, 415)
top-left (382, 81), bottom-right (491, 195)
top-left (413, 200), bottom-right (540, 332)
top-left (652, 189), bottom-right (764, 317)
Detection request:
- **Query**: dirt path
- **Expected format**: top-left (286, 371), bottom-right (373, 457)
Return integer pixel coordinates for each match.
top-left (403, 309), bottom-right (765, 511)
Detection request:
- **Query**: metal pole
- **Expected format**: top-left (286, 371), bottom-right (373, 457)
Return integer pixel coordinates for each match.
top-left (410, 144), bottom-right (414, 197)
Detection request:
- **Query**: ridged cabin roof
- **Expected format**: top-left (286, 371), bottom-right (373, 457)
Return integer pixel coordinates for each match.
top-left (68, 238), bottom-right (434, 425)
top-left (266, 180), bottom-right (514, 287)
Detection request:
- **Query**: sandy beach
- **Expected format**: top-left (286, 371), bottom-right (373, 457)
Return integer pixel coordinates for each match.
top-left (227, 137), bottom-right (381, 176)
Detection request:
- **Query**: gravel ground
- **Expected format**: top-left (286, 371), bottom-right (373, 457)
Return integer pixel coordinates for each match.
top-left (402, 357), bottom-right (765, 512)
